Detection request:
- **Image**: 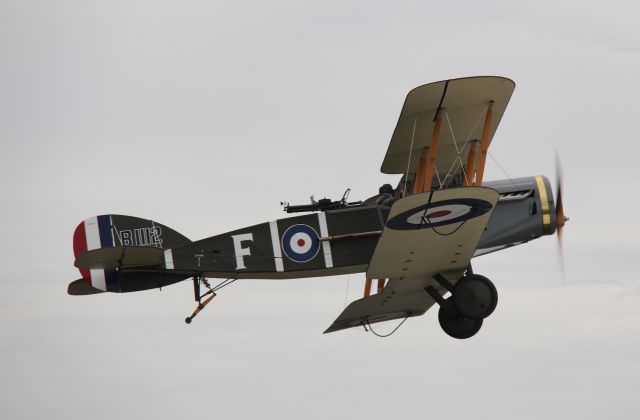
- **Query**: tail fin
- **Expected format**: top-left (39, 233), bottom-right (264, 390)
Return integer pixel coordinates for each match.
top-left (73, 215), bottom-right (190, 253)
top-left (71, 215), bottom-right (191, 293)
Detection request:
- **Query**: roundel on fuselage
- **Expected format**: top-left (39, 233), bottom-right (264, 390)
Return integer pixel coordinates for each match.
top-left (281, 224), bottom-right (321, 263)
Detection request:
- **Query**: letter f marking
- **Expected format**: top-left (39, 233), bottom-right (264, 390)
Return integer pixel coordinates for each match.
top-left (231, 233), bottom-right (253, 270)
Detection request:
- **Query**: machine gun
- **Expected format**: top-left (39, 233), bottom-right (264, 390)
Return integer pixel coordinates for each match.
top-left (282, 188), bottom-right (363, 213)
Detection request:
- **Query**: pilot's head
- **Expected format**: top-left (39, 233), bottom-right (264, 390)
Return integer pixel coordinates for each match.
top-left (379, 184), bottom-right (394, 195)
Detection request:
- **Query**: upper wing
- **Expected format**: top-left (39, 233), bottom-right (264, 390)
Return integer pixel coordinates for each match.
top-left (324, 186), bottom-right (499, 333)
top-left (381, 76), bottom-right (515, 183)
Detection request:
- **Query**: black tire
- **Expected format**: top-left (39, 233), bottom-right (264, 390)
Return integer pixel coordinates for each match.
top-left (438, 299), bottom-right (483, 339)
top-left (452, 274), bottom-right (498, 320)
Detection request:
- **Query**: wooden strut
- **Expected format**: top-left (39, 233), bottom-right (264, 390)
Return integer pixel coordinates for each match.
top-left (412, 108), bottom-right (444, 193)
top-left (363, 278), bottom-right (386, 297)
top-left (412, 148), bottom-right (429, 194)
top-left (463, 140), bottom-right (479, 186)
top-left (186, 276), bottom-right (216, 324)
top-left (474, 101), bottom-right (494, 186)
top-left (364, 277), bottom-right (372, 298)
top-left (187, 295), bottom-right (215, 322)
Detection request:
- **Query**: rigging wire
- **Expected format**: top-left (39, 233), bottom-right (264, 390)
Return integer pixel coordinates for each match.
top-left (418, 191), bottom-right (468, 236)
top-left (440, 108), bottom-right (485, 189)
top-left (488, 150), bottom-right (521, 189)
top-left (364, 316), bottom-right (409, 337)
top-left (208, 275), bottom-right (238, 292)
top-left (440, 111), bottom-right (463, 188)
top-left (434, 165), bottom-right (443, 190)
top-left (403, 116), bottom-right (418, 197)
top-left (344, 274), bottom-right (351, 308)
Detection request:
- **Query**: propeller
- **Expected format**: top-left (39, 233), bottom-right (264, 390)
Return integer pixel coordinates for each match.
top-left (555, 154), bottom-right (569, 280)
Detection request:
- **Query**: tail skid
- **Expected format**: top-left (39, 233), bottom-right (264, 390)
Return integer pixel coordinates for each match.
top-left (185, 275), bottom-right (238, 324)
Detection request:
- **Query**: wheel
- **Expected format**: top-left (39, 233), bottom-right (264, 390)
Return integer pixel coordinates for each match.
top-left (185, 317), bottom-right (192, 324)
top-left (438, 299), bottom-right (483, 339)
top-left (452, 274), bottom-right (498, 320)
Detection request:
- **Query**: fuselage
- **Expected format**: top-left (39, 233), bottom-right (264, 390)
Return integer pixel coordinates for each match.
top-left (160, 175), bottom-right (556, 280)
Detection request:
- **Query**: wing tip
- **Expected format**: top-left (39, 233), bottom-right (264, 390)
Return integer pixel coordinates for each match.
top-left (323, 325), bottom-right (341, 334)
top-left (67, 279), bottom-right (105, 296)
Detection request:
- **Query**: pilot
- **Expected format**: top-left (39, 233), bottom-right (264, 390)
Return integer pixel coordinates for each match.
top-left (364, 183), bottom-right (396, 206)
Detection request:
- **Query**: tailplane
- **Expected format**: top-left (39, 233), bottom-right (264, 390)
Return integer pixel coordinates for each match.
top-left (71, 215), bottom-right (192, 294)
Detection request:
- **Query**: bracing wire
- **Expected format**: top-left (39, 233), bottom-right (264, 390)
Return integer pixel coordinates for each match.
top-left (488, 150), bottom-right (521, 189)
top-left (344, 274), bottom-right (351, 308)
top-left (438, 106), bottom-right (489, 189)
top-left (403, 116), bottom-right (418, 197)
top-left (418, 191), bottom-right (468, 236)
top-left (364, 316), bottom-right (409, 337)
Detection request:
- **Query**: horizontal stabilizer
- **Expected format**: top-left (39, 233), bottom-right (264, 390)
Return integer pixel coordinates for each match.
top-left (74, 246), bottom-right (164, 269)
top-left (68, 279), bottom-right (105, 295)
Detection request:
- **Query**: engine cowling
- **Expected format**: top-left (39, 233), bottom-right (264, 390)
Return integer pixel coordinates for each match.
top-left (475, 175), bottom-right (557, 255)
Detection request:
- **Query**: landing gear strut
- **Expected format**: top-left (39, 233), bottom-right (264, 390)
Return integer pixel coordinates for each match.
top-left (425, 271), bottom-right (498, 339)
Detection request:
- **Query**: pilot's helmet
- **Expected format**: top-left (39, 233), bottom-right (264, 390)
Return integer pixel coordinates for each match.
top-left (379, 184), bottom-right (394, 195)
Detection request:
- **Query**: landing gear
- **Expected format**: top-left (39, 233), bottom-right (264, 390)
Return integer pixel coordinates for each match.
top-left (438, 300), bottom-right (483, 339)
top-left (425, 271), bottom-right (498, 339)
top-left (452, 274), bottom-right (498, 320)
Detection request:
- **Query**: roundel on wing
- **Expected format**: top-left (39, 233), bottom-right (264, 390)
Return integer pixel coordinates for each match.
top-left (281, 224), bottom-right (321, 263)
top-left (386, 198), bottom-right (494, 230)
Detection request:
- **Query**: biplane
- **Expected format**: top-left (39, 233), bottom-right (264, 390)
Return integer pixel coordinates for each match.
top-left (69, 76), bottom-right (567, 339)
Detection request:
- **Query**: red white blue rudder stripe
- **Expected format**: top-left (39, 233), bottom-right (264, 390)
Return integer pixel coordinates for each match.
top-left (73, 215), bottom-right (118, 292)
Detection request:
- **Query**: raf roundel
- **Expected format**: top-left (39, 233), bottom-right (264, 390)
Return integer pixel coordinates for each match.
top-left (281, 224), bottom-right (321, 263)
top-left (386, 198), bottom-right (494, 230)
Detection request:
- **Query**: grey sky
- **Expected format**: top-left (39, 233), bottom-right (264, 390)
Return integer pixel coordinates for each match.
top-left (1, 1), bottom-right (639, 419)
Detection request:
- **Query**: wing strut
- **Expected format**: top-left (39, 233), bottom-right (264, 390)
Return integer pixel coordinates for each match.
top-left (412, 148), bottom-right (429, 194)
top-left (364, 277), bottom-right (372, 297)
top-left (474, 101), bottom-right (494, 185)
top-left (412, 108), bottom-right (444, 193)
top-left (463, 140), bottom-right (479, 186)
top-left (362, 277), bottom-right (386, 297)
